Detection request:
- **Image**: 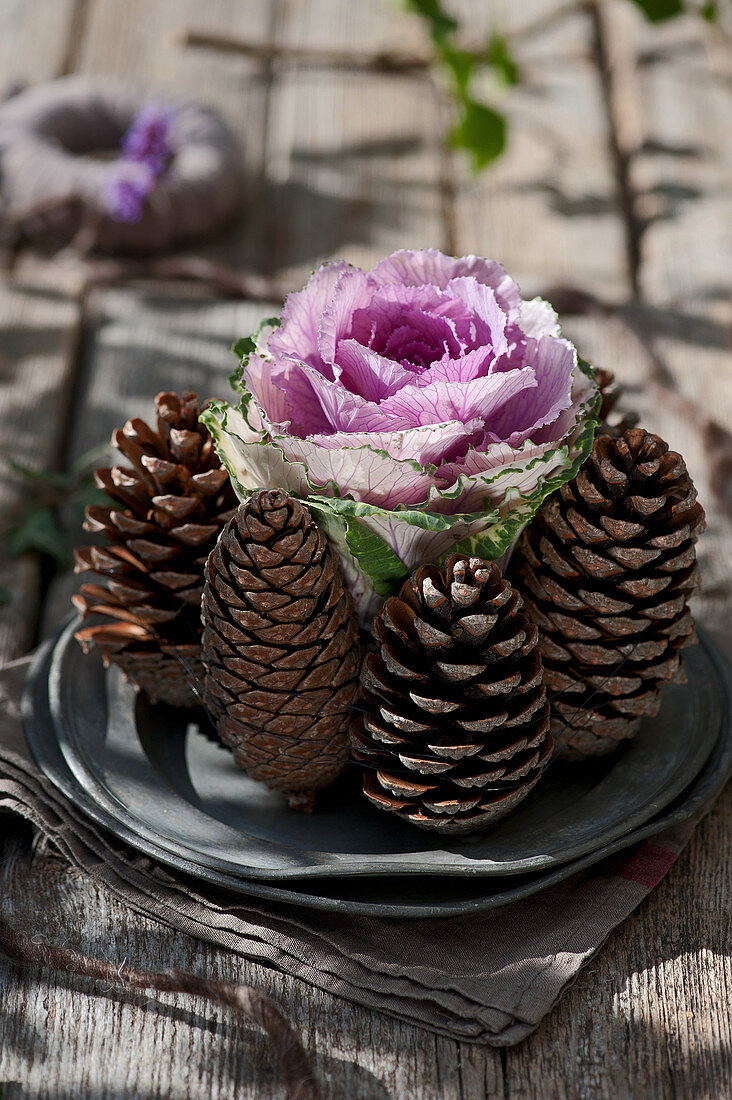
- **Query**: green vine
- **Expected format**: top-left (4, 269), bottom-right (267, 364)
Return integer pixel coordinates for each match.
top-left (400, 0), bottom-right (518, 171)
top-left (400, 0), bottom-right (717, 171)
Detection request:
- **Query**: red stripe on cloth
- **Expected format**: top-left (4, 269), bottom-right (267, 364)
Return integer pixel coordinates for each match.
top-left (615, 841), bottom-right (678, 888)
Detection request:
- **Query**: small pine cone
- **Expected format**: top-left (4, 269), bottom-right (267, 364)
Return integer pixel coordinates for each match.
top-left (201, 489), bottom-right (361, 811)
top-left (73, 391), bottom-right (237, 707)
top-left (350, 556), bottom-right (552, 836)
top-left (596, 367), bottom-right (639, 437)
top-left (512, 427), bottom-right (705, 760)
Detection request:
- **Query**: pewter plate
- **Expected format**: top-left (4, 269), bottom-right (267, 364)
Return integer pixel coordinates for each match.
top-left (21, 626), bottom-right (732, 917)
top-left (26, 617), bottom-right (724, 881)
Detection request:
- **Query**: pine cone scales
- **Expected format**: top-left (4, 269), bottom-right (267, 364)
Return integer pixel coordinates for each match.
top-left (351, 557), bottom-right (552, 836)
top-left (73, 391), bottom-right (237, 707)
top-left (513, 427), bottom-right (705, 759)
top-left (201, 489), bottom-right (361, 811)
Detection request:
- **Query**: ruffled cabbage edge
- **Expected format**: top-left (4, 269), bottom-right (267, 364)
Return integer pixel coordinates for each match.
top-left (201, 358), bottom-right (600, 626)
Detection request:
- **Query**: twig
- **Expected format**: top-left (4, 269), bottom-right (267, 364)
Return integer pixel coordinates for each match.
top-left (181, 28), bottom-right (432, 74)
top-left (60, 254), bottom-right (286, 303)
top-left (588, 0), bottom-right (646, 296)
top-left (0, 916), bottom-right (320, 1100)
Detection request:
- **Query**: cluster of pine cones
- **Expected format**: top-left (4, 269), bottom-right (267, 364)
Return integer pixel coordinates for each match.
top-left (73, 374), bottom-right (705, 834)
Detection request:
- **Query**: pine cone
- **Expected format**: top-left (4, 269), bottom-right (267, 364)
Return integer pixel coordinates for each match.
top-left (350, 557), bottom-right (552, 836)
top-left (201, 489), bottom-right (361, 811)
top-left (73, 391), bottom-right (237, 707)
top-left (596, 367), bottom-right (639, 437)
top-left (512, 427), bottom-right (705, 760)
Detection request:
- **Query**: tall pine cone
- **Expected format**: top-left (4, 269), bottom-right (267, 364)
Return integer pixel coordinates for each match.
top-left (512, 427), bottom-right (705, 760)
top-left (73, 391), bottom-right (237, 707)
top-left (350, 557), bottom-right (552, 836)
top-left (201, 489), bottom-right (361, 811)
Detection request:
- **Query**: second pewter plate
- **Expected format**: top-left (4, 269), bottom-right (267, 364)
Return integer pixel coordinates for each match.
top-left (37, 617), bottom-right (723, 881)
top-left (22, 626), bottom-right (732, 917)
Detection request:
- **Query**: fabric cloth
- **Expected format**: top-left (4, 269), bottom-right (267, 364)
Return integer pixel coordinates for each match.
top-left (0, 657), bottom-right (724, 1046)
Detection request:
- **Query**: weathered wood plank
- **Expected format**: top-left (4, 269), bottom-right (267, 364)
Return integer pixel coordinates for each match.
top-left (0, 836), bottom-right (505, 1099)
top-left (503, 784), bottom-right (732, 1100)
top-left (55, 0), bottom-right (274, 274)
top-left (560, 0), bottom-right (732, 625)
top-left (39, 289), bottom-right (281, 636)
top-left (260, 0), bottom-right (446, 287)
top-left (4, 1), bottom-right (731, 1098)
top-left (0, 0), bottom-right (79, 85)
top-left (629, 2), bottom-right (732, 627)
top-left (451, 0), bottom-right (628, 300)
top-left (503, 4), bottom-right (732, 1098)
top-left (0, 0), bottom-right (87, 663)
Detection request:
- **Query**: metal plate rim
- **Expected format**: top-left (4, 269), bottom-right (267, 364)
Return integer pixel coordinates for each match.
top-left (22, 627), bottom-right (732, 917)
top-left (40, 617), bottom-right (723, 879)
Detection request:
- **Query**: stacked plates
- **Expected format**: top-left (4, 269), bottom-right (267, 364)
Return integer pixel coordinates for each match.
top-left (24, 620), bottom-right (732, 918)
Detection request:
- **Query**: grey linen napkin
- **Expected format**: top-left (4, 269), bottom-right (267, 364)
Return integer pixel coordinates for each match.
top-left (0, 657), bottom-right (724, 1046)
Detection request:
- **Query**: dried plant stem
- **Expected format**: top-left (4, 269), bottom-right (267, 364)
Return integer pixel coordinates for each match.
top-left (181, 28), bottom-right (431, 73)
top-left (79, 254), bottom-right (286, 302)
top-left (0, 916), bottom-right (320, 1100)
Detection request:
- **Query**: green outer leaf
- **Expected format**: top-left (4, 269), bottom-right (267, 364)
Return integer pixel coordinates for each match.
top-left (229, 318), bottom-right (281, 391)
top-left (307, 492), bottom-right (498, 532)
top-left (343, 518), bottom-right (410, 595)
top-left (306, 500), bottom-right (409, 597)
top-left (232, 335), bottom-right (257, 361)
top-left (205, 355), bottom-right (600, 619)
top-left (231, 317), bottom-right (281, 363)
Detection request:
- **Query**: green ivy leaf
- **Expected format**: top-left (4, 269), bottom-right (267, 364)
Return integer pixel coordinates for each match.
top-left (628, 0), bottom-right (683, 21)
top-left (450, 99), bottom-right (507, 170)
top-left (485, 34), bottom-right (520, 87)
top-left (232, 335), bottom-right (257, 360)
top-left (401, 0), bottom-right (458, 40)
top-left (342, 517), bottom-right (410, 596)
top-left (700, 1), bottom-right (718, 21)
top-left (306, 499), bottom-right (409, 598)
top-left (5, 507), bottom-right (70, 567)
top-left (441, 46), bottom-right (475, 95)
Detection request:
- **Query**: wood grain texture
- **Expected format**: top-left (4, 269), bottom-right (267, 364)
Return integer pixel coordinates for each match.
top-left (0, 0), bottom-right (731, 1096)
top-left (0, 837), bottom-right (505, 1099)
top-left (0, 0), bottom-right (86, 663)
top-left (506, 8), bottom-right (732, 1091)
top-left (0, 0), bottom-right (79, 85)
top-left (451, 0), bottom-right (628, 300)
top-left (259, 0), bottom-right (446, 286)
top-left (39, 290), bottom-right (279, 635)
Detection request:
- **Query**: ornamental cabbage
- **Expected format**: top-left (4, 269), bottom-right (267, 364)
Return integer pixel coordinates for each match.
top-left (203, 249), bottom-right (599, 624)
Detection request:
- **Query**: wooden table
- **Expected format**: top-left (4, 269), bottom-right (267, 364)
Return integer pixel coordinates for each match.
top-left (1, 1), bottom-right (730, 1095)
